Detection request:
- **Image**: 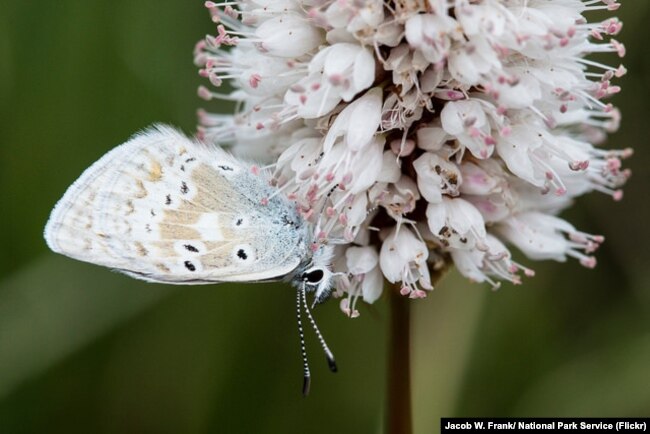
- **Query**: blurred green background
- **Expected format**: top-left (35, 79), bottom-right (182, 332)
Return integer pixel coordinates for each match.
top-left (0, 1), bottom-right (649, 433)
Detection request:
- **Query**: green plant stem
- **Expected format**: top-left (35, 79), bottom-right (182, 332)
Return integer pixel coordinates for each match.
top-left (387, 285), bottom-right (412, 434)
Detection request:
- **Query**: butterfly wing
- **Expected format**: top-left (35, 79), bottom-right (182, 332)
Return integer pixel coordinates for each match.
top-left (44, 125), bottom-right (309, 284)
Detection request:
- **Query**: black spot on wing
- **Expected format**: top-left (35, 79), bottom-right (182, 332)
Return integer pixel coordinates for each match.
top-left (184, 244), bottom-right (199, 253)
top-left (184, 260), bottom-right (196, 271)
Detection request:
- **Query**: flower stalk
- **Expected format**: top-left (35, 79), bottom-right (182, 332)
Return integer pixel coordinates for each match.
top-left (388, 284), bottom-right (413, 434)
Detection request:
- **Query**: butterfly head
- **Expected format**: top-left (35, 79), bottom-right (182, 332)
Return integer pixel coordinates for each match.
top-left (293, 244), bottom-right (335, 306)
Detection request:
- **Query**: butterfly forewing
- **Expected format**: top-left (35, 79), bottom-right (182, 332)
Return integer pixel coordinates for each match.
top-left (45, 125), bottom-right (307, 284)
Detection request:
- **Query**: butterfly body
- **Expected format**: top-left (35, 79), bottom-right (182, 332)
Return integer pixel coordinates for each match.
top-left (45, 125), bottom-right (334, 299)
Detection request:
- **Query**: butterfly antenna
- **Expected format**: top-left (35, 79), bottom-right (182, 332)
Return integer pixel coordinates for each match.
top-left (300, 284), bottom-right (338, 373)
top-left (296, 286), bottom-right (311, 396)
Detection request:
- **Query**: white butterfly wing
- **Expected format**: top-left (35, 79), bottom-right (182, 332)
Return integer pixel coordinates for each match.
top-left (44, 125), bottom-right (308, 284)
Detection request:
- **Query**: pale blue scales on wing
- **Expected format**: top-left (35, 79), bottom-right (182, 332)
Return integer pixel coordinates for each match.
top-left (44, 125), bottom-right (324, 285)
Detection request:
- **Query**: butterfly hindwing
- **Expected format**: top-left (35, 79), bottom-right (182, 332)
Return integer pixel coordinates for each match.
top-left (45, 125), bottom-right (308, 283)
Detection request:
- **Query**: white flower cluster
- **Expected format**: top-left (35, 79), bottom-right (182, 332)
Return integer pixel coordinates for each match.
top-left (194, 0), bottom-right (630, 316)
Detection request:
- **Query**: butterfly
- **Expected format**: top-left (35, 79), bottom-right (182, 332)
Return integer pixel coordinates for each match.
top-left (44, 125), bottom-right (337, 395)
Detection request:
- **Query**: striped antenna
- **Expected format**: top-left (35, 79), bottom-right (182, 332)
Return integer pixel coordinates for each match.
top-left (296, 285), bottom-right (311, 396)
top-left (300, 284), bottom-right (338, 373)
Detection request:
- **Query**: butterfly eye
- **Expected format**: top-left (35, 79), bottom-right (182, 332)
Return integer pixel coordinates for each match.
top-left (303, 269), bottom-right (324, 285)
